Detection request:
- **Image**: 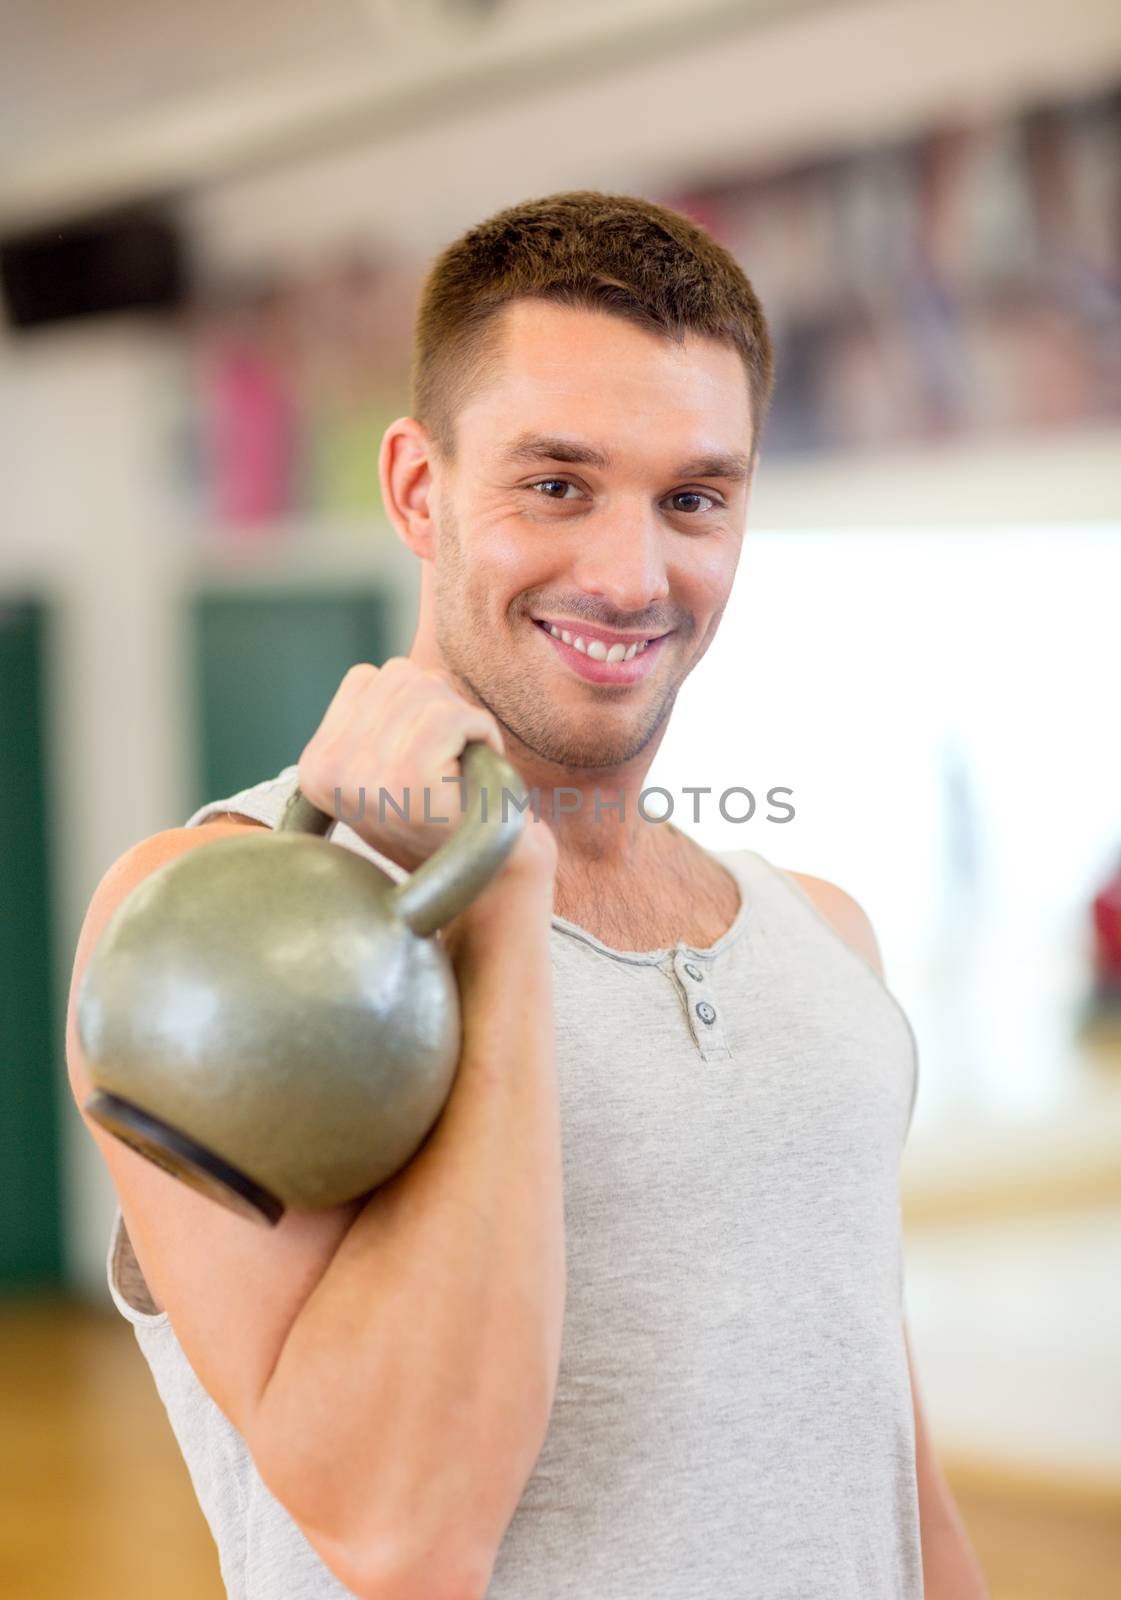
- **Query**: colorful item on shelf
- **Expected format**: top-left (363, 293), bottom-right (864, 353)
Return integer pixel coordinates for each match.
top-left (202, 322), bottom-right (297, 532)
top-left (1091, 854), bottom-right (1121, 1002)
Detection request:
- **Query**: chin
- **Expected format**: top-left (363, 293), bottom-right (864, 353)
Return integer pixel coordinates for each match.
top-left (524, 717), bottom-right (663, 770)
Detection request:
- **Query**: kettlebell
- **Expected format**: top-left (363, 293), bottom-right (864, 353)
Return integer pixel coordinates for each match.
top-left (78, 742), bottom-right (527, 1227)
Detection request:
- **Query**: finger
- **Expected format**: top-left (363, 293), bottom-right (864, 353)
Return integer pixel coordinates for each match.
top-left (368, 703), bottom-right (505, 816)
top-left (395, 700), bottom-right (506, 769)
top-left (309, 661), bottom-right (383, 745)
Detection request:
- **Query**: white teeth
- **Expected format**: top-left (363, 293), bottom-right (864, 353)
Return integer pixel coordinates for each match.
top-left (539, 621), bottom-right (656, 664)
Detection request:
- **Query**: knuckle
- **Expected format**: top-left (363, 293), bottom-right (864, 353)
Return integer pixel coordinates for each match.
top-left (343, 661), bottom-right (379, 685)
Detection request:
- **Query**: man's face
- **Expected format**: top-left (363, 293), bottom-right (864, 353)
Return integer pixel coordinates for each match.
top-left (431, 299), bottom-right (754, 770)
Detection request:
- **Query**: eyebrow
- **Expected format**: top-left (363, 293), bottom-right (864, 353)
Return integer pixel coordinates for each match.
top-left (499, 432), bottom-right (752, 483)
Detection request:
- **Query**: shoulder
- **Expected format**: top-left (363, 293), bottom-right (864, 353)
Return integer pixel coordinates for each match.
top-left (782, 867), bottom-right (885, 981)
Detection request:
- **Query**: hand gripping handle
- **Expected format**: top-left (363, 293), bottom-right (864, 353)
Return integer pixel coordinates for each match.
top-left (277, 741), bottom-right (528, 937)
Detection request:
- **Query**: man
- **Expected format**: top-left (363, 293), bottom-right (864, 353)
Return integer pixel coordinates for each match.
top-left (67, 191), bottom-right (988, 1598)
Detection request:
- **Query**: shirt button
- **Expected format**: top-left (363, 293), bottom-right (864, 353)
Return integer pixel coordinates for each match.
top-left (684, 961), bottom-right (704, 983)
top-left (695, 1000), bottom-right (717, 1026)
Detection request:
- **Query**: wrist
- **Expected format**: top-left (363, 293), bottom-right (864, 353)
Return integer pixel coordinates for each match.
top-left (502, 816), bottom-right (558, 884)
top-left (441, 824), bottom-right (556, 952)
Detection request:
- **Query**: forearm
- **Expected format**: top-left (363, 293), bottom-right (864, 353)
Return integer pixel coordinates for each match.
top-left (248, 865), bottom-right (563, 1587)
top-left (903, 1317), bottom-right (990, 1600)
top-left (919, 1466), bottom-right (990, 1599)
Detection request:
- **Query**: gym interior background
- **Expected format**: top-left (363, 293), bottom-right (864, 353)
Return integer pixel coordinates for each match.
top-left (2, 2), bottom-right (1119, 1595)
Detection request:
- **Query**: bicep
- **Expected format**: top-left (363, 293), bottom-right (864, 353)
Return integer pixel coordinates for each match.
top-left (66, 821), bottom-right (365, 1437)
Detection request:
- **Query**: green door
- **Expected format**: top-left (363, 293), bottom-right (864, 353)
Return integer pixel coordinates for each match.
top-left (191, 588), bottom-right (395, 813)
top-left (0, 599), bottom-right (63, 1290)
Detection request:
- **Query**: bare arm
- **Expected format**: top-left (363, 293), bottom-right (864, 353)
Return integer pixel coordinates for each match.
top-left (71, 818), bottom-right (559, 1600)
top-left (250, 838), bottom-right (562, 1598)
top-left (69, 658), bottom-right (564, 1599)
top-left (904, 1322), bottom-right (990, 1599)
top-left (246, 738), bottom-right (564, 1597)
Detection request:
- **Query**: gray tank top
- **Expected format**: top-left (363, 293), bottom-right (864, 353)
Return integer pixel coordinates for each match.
top-left (105, 764), bottom-right (923, 1598)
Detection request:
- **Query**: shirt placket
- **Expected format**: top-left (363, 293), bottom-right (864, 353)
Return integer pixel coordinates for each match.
top-left (669, 947), bottom-right (731, 1061)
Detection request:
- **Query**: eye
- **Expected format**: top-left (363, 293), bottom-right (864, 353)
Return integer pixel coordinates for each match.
top-left (668, 490), bottom-right (720, 515)
top-left (529, 478), bottom-right (581, 500)
top-left (525, 480), bottom-right (722, 513)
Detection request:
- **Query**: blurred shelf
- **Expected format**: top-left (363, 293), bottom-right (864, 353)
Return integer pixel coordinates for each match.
top-left (161, 515), bottom-right (421, 594)
top-left (901, 1001), bottom-right (1121, 1225)
top-left (902, 1085), bottom-right (1121, 1226)
top-left (751, 421), bottom-right (1121, 528)
top-left (904, 1198), bottom-right (1121, 1487)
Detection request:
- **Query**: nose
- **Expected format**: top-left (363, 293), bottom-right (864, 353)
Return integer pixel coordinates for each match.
top-left (568, 502), bottom-right (671, 617)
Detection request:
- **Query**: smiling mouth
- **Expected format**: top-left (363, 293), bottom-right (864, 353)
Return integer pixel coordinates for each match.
top-left (531, 618), bottom-right (662, 663)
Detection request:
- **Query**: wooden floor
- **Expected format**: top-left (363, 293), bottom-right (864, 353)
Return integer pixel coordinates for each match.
top-left (1, 1293), bottom-right (225, 1599)
top-left (2, 1294), bottom-right (1119, 1599)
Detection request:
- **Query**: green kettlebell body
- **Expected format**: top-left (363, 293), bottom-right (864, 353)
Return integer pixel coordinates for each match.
top-left (79, 836), bottom-right (460, 1212)
top-left (77, 742), bottom-right (525, 1225)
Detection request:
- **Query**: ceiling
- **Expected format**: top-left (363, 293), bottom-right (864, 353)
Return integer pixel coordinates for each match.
top-left (0, 0), bottom-right (824, 231)
top-left (2, 0), bottom-right (1119, 257)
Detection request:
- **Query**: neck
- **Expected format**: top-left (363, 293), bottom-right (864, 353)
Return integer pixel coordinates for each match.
top-left (499, 728), bottom-right (675, 878)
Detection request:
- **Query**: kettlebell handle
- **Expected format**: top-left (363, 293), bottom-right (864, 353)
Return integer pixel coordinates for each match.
top-left (277, 741), bottom-right (528, 937)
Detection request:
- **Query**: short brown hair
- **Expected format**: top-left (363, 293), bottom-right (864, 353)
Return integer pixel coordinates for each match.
top-left (410, 189), bottom-right (774, 467)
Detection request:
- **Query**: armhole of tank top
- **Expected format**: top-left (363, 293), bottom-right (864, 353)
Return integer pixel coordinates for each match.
top-left (106, 1205), bottom-right (171, 1329)
top-left (746, 849), bottom-right (921, 1143)
top-left (183, 766), bottom-right (300, 831)
top-left (192, 806), bottom-right (276, 830)
top-left (182, 770), bottom-right (411, 888)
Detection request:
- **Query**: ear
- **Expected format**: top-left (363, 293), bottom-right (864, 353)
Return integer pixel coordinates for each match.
top-left (378, 416), bottom-right (438, 560)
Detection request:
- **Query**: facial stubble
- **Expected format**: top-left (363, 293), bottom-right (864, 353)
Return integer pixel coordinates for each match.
top-left (432, 499), bottom-right (683, 769)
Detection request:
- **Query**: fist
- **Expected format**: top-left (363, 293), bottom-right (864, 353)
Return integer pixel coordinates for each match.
top-left (297, 658), bottom-right (513, 873)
